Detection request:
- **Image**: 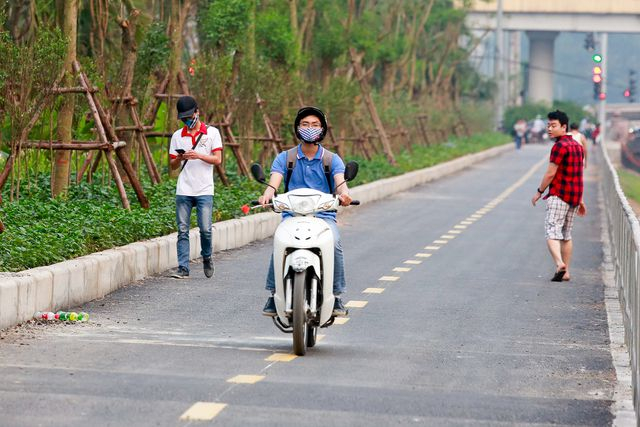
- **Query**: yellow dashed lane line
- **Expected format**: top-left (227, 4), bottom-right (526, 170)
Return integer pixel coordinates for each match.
top-left (227, 375), bottom-right (265, 384)
top-left (363, 287), bottom-right (385, 294)
top-left (346, 300), bottom-right (368, 308)
top-left (265, 353), bottom-right (297, 362)
top-left (180, 402), bottom-right (227, 421)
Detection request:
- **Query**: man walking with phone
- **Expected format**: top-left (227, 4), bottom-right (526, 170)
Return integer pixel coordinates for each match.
top-left (169, 96), bottom-right (223, 279)
top-left (531, 110), bottom-right (586, 282)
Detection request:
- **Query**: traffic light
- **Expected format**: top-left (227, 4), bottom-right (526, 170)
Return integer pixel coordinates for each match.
top-left (592, 53), bottom-right (602, 63)
top-left (584, 33), bottom-right (595, 51)
top-left (594, 81), bottom-right (602, 100)
top-left (592, 62), bottom-right (603, 100)
top-left (625, 89), bottom-right (631, 98)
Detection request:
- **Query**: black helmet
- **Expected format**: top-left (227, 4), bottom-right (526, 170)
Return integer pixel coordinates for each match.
top-left (176, 96), bottom-right (198, 119)
top-left (294, 106), bottom-right (327, 143)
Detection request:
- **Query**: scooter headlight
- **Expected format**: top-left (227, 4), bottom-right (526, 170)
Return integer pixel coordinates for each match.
top-left (288, 195), bottom-right (319, 215)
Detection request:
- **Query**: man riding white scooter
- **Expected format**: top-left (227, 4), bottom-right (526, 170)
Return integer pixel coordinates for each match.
top-left (259, 106), bottom-right (353, 317)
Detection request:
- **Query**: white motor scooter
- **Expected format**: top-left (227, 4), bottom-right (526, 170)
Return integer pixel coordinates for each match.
top-left (251, 162), bottom-right (359, 356)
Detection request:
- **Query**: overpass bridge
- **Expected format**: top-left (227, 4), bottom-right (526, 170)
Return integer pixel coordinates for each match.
top-left (466, 0), bottom-right (640, 104)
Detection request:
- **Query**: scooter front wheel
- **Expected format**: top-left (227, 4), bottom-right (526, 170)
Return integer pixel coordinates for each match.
top-left (292, 271), bottom-right (308, 356)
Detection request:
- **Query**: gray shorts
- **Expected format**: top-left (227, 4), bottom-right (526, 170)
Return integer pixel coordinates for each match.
top-left (545, 196), bottom-right (578, 240)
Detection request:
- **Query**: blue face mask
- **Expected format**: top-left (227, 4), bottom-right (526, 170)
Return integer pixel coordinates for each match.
top-left (182, 114), bottom-right (199, 129)
top-left (298, 127), bottom-right (323, 143)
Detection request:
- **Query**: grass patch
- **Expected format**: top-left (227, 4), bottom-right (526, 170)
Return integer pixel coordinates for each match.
top-left (617, 168), bottom-right (640, 205)
top-left (0, 132), bottom-right (510, 272)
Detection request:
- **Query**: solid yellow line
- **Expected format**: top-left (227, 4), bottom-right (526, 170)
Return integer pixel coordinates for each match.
top-left (265, 353), bottom-right (297, 362)
top-left (180, 402), bottom-right (227, 421)
top-left (227, 375), bottom-right (265, 384)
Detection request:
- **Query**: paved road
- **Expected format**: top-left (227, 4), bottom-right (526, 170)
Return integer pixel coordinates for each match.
top-left (0, 144), bottom-right (614, 426)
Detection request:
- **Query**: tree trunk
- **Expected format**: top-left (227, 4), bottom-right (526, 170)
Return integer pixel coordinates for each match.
top-left (112, 9), bottom-right (141, 184)
top-left (242, 0), bottom-right (256, 164)
top-left (167, 0), bottom-right (190, 178)
top-left (52, 0), bottom-right (77, 197)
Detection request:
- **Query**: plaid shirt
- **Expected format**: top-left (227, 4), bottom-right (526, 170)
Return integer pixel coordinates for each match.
top-left (546, 134), bottom-right (584, 207)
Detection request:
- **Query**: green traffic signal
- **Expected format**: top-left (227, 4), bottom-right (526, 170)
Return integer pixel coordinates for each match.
top-left (592, 54), bottom-right (603, 63)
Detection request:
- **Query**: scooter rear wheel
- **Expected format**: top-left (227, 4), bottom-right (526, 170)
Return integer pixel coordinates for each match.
top-left (292, 271), bottom-right (308, 356)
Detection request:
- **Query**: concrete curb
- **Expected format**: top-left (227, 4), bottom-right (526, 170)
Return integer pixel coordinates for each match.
top-left (0, 143), bottom-right (512, 330)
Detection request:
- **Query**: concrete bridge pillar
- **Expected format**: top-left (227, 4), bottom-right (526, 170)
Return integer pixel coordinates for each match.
top-left (526, 31), bottom-right (558, 104)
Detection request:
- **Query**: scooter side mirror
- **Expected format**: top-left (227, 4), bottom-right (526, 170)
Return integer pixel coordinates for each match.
top-left (251, 163), bottom-right (266, 183)
top-left (344, 161), bottom-right (359, 182)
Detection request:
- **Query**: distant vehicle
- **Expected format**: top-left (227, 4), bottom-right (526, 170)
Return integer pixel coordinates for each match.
top-left (621, 127), bottom-right (640, 172)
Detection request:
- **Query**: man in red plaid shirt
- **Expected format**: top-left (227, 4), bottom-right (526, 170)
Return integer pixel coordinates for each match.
top-left (532, 110), bottom-right (587, 282)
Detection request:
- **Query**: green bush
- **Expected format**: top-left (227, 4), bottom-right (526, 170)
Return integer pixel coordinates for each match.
top-left (0, 132), bottom-right (509, 272)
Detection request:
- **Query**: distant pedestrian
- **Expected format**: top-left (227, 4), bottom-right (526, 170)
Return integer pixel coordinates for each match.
top-left (531, 115), bottom-right (546, 143)
top-left (513, 119), bottom-right (527, 149)
top-left (591, 123), bottom-right (601, 145)
top-left (169, 96), bottom-right (223, 279)
top-left (531, 110), bottom-right (586, 282)
top-left (569, 123), bottom-right (588, 168)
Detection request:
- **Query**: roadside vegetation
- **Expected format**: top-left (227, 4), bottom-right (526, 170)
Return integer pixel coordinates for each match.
top-left (0, 132), bottom-right (509, 272)
top-left (617, 168), bottom-right (640, 210)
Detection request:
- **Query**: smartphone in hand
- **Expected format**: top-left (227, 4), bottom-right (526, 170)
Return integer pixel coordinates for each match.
top-left (175, 149), bottom-right (185, 155)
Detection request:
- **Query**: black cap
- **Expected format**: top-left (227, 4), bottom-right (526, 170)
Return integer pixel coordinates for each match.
top-left (294, 106), bottom-right (328, 142)
top-left (176, 96), bottom-right (197, 119)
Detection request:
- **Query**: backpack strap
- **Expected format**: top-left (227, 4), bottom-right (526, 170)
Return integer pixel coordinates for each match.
top-left (284, 146), bottom-right (335, 193)
top-left (180, 128), bottom-right (206, 173)
top-left (284, 146), bottom-right (298, 193)
top-left (322, 149), bottom-right (334, 194)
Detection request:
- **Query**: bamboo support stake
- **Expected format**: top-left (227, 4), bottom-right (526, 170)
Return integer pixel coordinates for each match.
top-left (349, 47), bottom-right (396, 165)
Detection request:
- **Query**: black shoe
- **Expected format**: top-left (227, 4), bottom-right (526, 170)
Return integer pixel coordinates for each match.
top-left (332, 297), bottom-right (348, 317)
top-left (262, 296), bottom-right (276, 317)
top-left (171, 266), bottom-right (189, 279)
top-left (203, 257), bottom-right (214, 278)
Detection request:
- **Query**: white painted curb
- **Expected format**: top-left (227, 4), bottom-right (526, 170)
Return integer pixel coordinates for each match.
top-left (0, 143), bottom-right (513, 330)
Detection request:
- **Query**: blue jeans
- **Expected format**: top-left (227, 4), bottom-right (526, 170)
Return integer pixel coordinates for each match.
top-left (176, 195), bottom-right (213, 271)
top-left (515, 135), bottom-right (523, 149)
top-left (266, 218), bottom-right (346, 295)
